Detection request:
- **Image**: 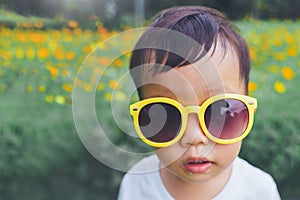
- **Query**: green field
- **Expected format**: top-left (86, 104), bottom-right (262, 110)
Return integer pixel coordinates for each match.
top-left (0, 19), bottom-right (299, 199)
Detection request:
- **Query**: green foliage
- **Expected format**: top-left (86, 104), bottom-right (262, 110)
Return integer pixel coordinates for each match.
top-left (236, 20), bottom-right (300, 199)
top-left (0, 91), bottom-right (123, 200)
top-left (0, 8), bottom-right (67, 29)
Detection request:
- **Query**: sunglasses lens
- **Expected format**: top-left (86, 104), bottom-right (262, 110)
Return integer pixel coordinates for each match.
top-left (138, 103), bottom-right (181, 143)
top-left (204, 99), bottom-right (249, 140)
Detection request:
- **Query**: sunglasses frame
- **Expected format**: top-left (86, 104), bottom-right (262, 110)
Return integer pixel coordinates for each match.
top-left (130, 93), bottom-right (257, 147)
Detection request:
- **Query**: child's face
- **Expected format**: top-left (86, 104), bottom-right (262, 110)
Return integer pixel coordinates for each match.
top-left (141, 42), bottom-right (245, 184)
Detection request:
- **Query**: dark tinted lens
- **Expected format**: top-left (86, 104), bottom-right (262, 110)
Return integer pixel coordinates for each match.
top-left (204, 99), bottom-right (249, 139)
top-left (138, 103), bottom-right (181, 143)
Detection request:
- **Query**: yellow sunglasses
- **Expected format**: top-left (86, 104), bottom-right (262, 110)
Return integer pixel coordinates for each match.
top-left (130, 94), bottom-right (257, 147)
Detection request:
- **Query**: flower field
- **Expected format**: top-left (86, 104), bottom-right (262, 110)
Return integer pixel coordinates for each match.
top-left (0, 20), bottom-right (299, 199)
top-left (0, 20), bottom-right (299, 104)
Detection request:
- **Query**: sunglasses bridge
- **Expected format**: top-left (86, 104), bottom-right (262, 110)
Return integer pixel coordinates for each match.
top-left (183, 106), bottom-right (201, 115)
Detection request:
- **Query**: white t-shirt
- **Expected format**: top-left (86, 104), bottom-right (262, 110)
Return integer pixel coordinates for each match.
top-left (118, 155), bottom-right (281, 200)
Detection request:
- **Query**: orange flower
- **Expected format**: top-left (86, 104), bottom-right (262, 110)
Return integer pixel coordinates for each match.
top-left (62, 69), bottom-right (70, 77)
top-left (54, 49), bottom-right (64, 60)
top-left (109, 80), bottom-right (119, 89)
top-left (65, 51), bottom-right (75, 60)
top-left (249, 47), bottom-right (256, 60)
top-left (47, 66), bottom-right (59, 77)
top-left (281, 67), bottom-right (295, 80)
top-left (34, 22), bottom-right (44, 29)
top-left (286, 46), bottom-right (297, 57)
top-left (273, 38), bottom-right (282, 46)
top-left (98, 57), bottom-right (110, 66)
top-left (285, 35), bottom-right (294, 44)
top-left (29, 33), bottom-right (47, 43)
top-left (83, 45), bottom-right (92, 54)
top-left (115, 59), bottom-right (123, 67)
top-left (37, 48), bottom-right (49, 59)
top-left (248, 82), bottom-right (257, 93)
top-left (62, 83), bottom-right (73, 93)
top-left (16, 32), bottom-right (27, 42)
top-left (68, 20), bottom-right (78, 28)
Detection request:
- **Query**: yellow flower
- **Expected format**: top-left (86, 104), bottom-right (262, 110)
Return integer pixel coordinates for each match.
top-left (281, 67), bottom-right (295, 80)
top-left (48, 40), bottom-right (57, 51)
top-left (97, 83), bottom-right (105, 91)
top-left (26, 85), bottom-right (33, 92)
top-left (15, 47), bottom-right (24, 59)
top-left (26, 47), bottom-right (35, 59)
top-left (274, 81), bottom-right (286, 93)
top-left (114, 91), bottom-right (127, 101)
top-left (248, 82), bottom-right (257, 93)
top-left (55, 95), bottom-right (65, 105)
top-left (73, 28), bottom-right (83, 35)
top-left (267, 65), bottom-right (279, 74)
top-left (45, 95), bottom-right (54, 103)
top-left (274, 52), bottom-right (285, 61)
top-left (38, 85), bottom-right (46, 92)
top-left (104, 92), bottom-right (112, 101)
top-left (1, 84), bottom-right (7, 92)
top-left (84, 83), bottom-right (93, 92)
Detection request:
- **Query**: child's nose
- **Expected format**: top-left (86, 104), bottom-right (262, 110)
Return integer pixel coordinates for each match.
top-left (180, 114), bottom-right (209, 147)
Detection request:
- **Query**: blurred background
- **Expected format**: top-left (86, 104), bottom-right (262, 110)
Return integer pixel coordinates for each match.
top-left (0, 0), bottom-right (299, 199)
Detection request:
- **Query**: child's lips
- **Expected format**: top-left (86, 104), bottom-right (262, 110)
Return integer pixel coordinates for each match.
top-left (183, 158), bottom-right (213, 173)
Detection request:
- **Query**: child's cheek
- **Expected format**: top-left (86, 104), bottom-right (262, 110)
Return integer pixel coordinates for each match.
top-left (155, 145), bottom-right (186, 166)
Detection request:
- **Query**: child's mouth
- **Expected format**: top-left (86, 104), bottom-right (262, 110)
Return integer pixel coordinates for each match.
top-left (183, 158), bottom-right (212, 173)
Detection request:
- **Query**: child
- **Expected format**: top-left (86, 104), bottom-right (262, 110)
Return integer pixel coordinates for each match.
top-left (118, 6), bottom-right (281, 199)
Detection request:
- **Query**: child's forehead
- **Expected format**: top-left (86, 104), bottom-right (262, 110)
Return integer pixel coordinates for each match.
top-left (140, 45), bottom-right (243, 105)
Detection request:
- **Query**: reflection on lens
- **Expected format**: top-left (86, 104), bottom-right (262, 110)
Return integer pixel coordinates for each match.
top-left (138, 103), bottom-right (182, 142)
top-left (204, 99), bottom-right (249, 139)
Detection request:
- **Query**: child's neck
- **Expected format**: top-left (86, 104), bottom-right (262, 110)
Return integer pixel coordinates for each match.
top-left (159, 164), bottom-right (232, 200)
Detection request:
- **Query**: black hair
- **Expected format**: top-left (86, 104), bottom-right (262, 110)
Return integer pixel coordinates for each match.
top-left (130, 6), bottom-right (250, 98)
